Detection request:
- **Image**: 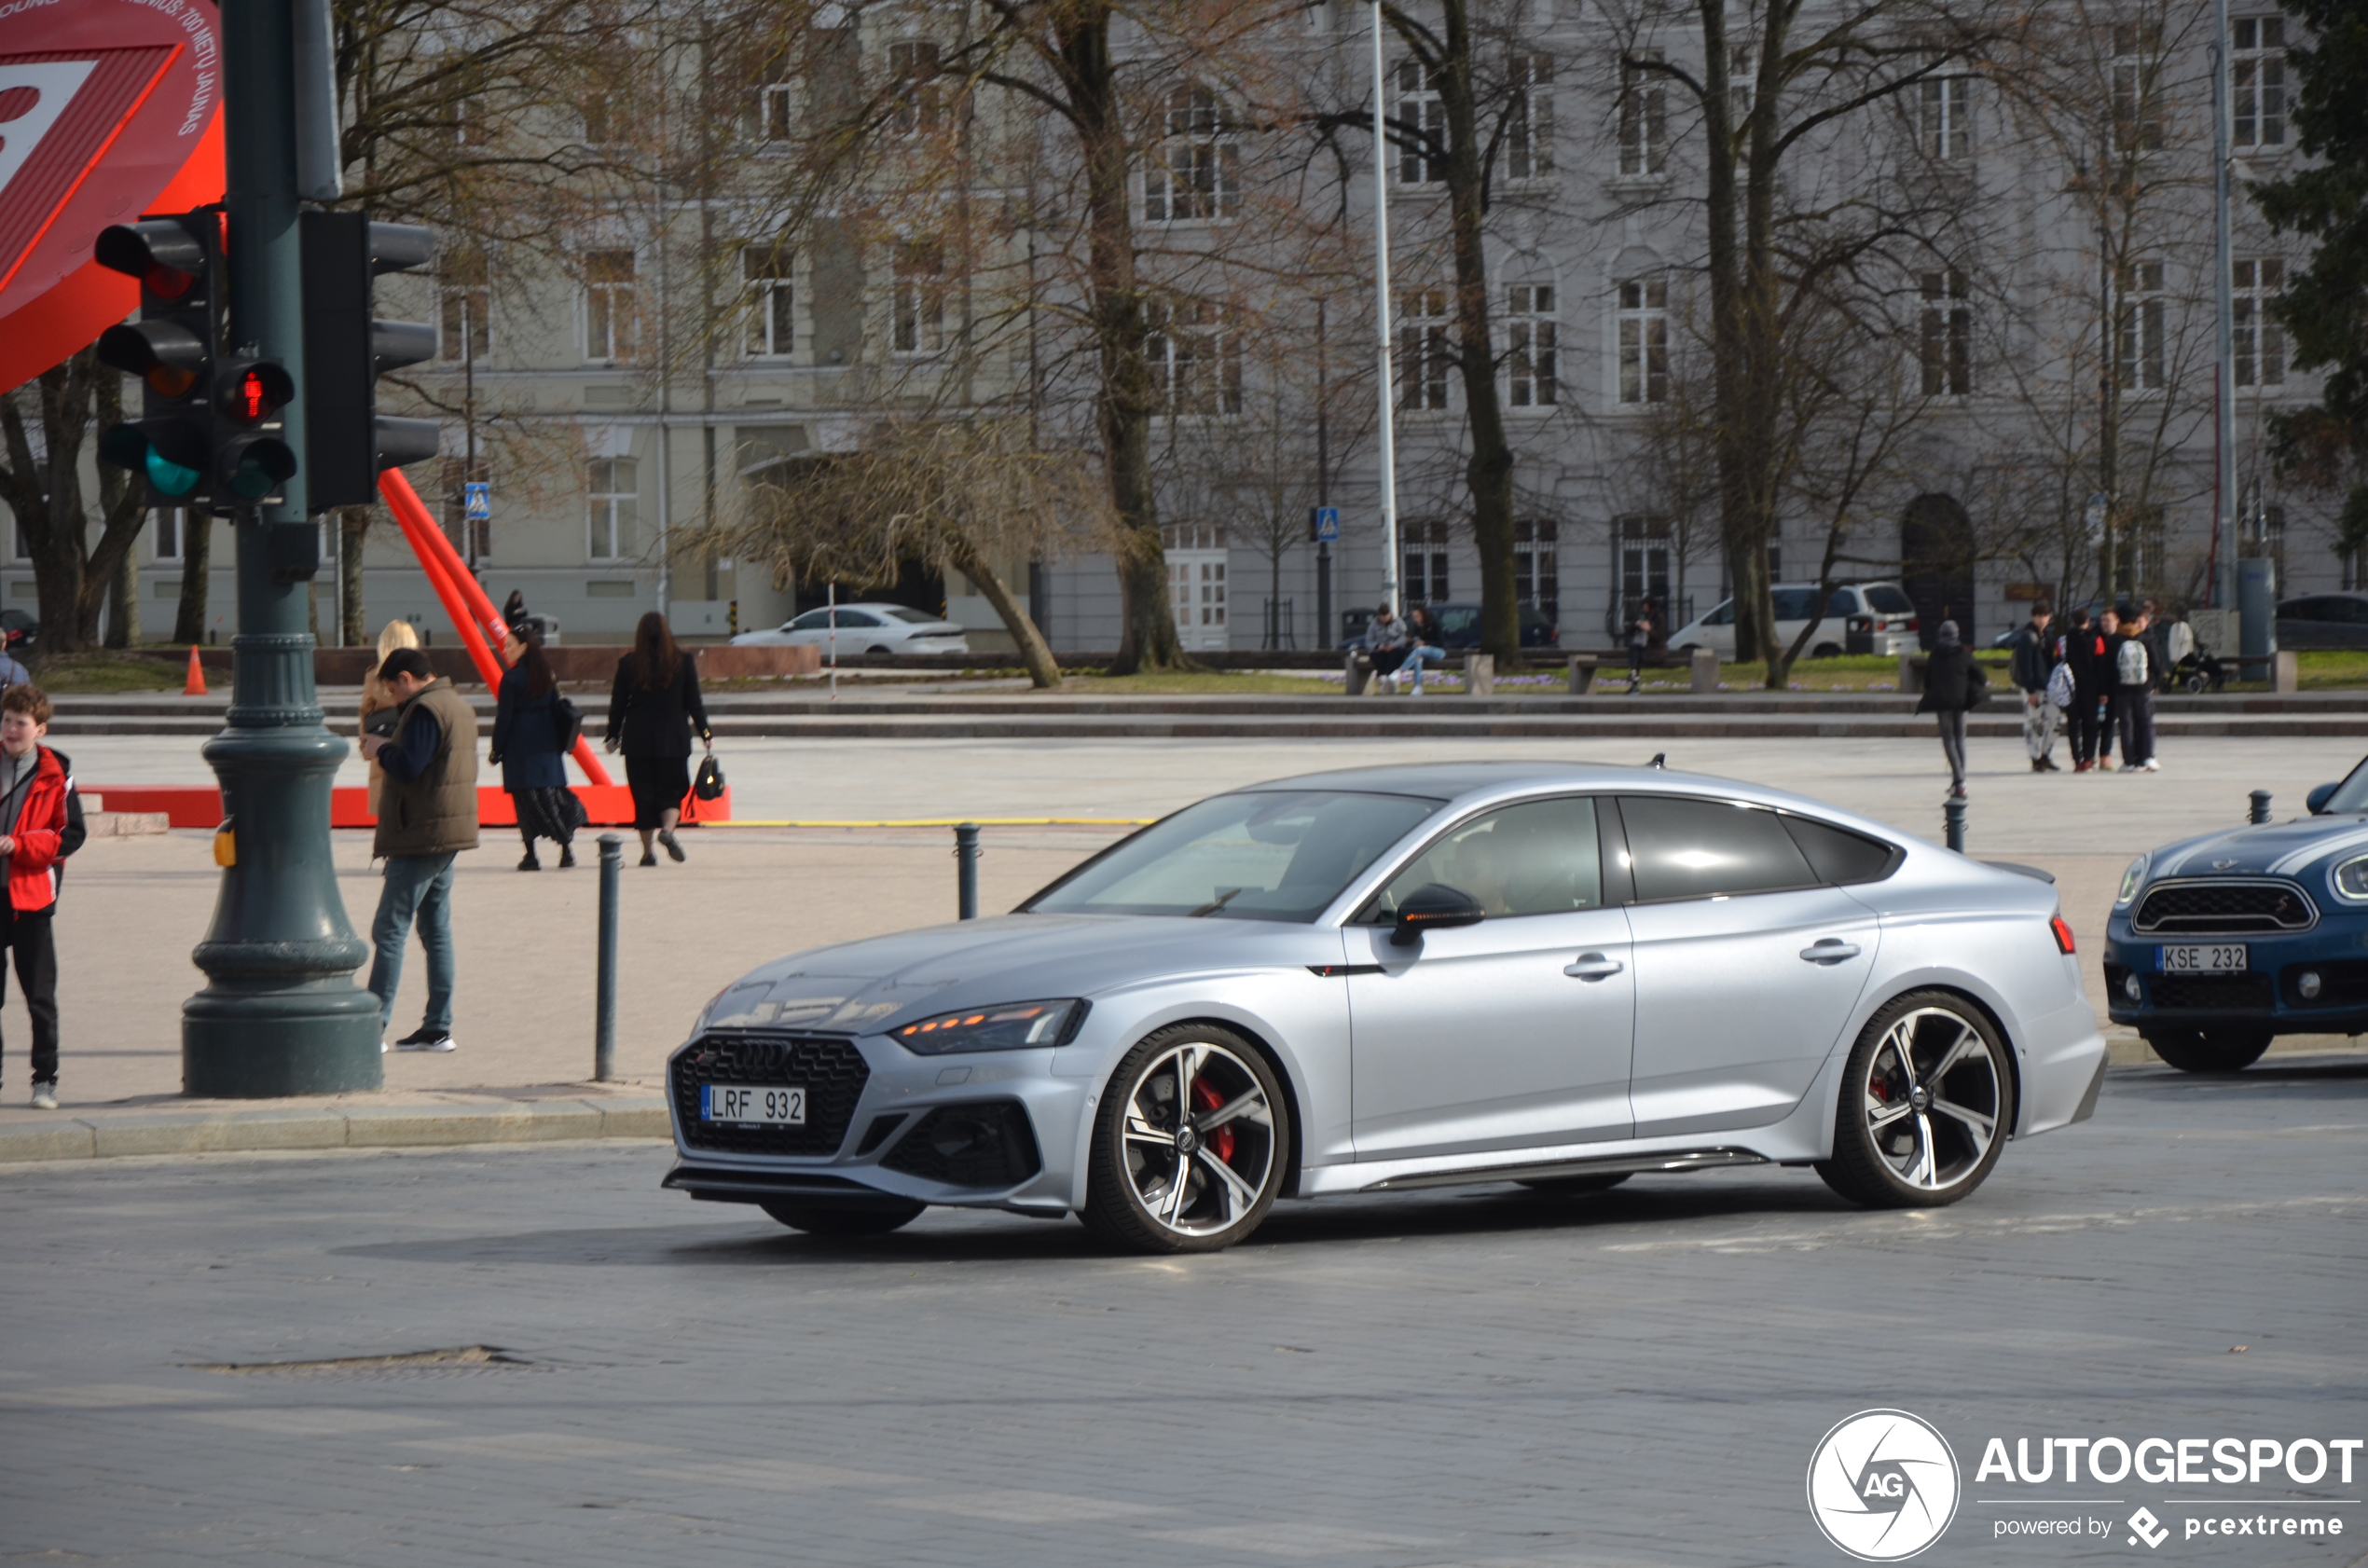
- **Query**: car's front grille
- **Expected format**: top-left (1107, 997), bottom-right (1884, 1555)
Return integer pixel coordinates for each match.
top-left (880, 1101), bottom-right (1041, 1189)
top-left (2133, 879), bottom-right (2316, 935)
top-left (670, 1031), bottom-right (870, 1156)
top-left (2151, 973), bottom-right (2276, 1011)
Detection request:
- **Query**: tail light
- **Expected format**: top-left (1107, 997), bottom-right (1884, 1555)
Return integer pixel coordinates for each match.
top-left (1905, 617), bottom-right (1920, 632)
top-left (2050, 915), bottom-right (2076, 955)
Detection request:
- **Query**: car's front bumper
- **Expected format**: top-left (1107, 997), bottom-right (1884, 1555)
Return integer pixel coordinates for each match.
top-left (2104, 923), bottom-right (2368, 1036)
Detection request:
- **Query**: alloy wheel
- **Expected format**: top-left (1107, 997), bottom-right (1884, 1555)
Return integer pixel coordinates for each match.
top-left (1116, 1039), bottom-right (1278, 1240)
top-left (1859, 1007), bottom-right (2003, 1191)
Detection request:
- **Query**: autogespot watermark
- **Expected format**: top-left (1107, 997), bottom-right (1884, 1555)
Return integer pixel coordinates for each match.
top-left (1810, 1413), bottom-right (2361, 1558)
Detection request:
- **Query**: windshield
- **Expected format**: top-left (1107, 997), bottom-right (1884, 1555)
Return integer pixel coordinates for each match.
top-left (1023, 791), bottom-right (1444, 922)
top-left (2321, 756), bottom-right (2368, 814)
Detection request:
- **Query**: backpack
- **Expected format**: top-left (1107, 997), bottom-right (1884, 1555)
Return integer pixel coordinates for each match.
top-left (549, 692), bottom-right (584, 751)
top-left (2116, 638), bottom-right (2150, 687)
top-left (2045, 660), bottom-right (2075, 710)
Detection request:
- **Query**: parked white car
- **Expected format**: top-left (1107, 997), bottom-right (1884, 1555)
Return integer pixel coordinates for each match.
top-left (731, 603), bottom-right (971, 655)
top-left (1668, 582), bottom-right (1920, 659)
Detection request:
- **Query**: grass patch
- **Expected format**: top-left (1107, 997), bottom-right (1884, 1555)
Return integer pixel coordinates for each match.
top-left (1061, 671), bottom-right (1344, 695)
top-left (26, 651), bottom-right (189, 694)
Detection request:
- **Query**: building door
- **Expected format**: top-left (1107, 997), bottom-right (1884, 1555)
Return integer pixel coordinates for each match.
top-left (1900, 494), bottom-right (1975, 649)
top-left (1165, 523), bottom-right (1230, 652)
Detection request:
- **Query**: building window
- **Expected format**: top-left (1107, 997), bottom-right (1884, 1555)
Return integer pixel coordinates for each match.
top-left (1917, 58), bottom-right (1970, 159)
top-left (892, 241), bottom-right (946, 355)
top-left (1516, 519), bottom-right (1558, 621)
top-left (2115, 259), bottom-right (2166, 392)
top-left (585, 249), bottom-right (638, 363)
top-left (1618, 50), bottom-right (1667, 178)
top-left (753, 49), bottom-right (794, 142)
top-left (888, 40), bottom-right (942, 134)
top-left (1402, 519), bottom-right (1450, 604)
top-left (1396, 62), bottom-right (1446, 185)
top-left (2115, 504), bottom-right (2167, 595)
top-left (438, 250), bottom-right (489, 363)
top-left (1617, 278), bottom-right (1668, 405)
top-left (588, 458), bottom-right (637, 562)
top-left (1616, 515), bottom-right (1671, 625)
top-left (2233, 257), bottom-right (2285, 389)
top-left (1147, 297), bottom-right (1241, 415)
top-left (1507, 54), bottom-right (1553, 179)
top-left (2233, 17), bottom-right (2286, 149)
top-left (2111, 23), bottom-right (2164, 153)
top-left (1398, 288), bottom-right (1451, 411)
top-left (153, 507), bottom-right (184, 562)
top-left (1146, 86), bottom-right (1240, 222)
top-left (1919, 268), bottom-right (1971, 395)
top-left (1163, 523), bottom-right (1228, 633)
top-left (1507, 283), bottom-right (1557, 407)
top-left (744, 243), bottom-right (794, 358)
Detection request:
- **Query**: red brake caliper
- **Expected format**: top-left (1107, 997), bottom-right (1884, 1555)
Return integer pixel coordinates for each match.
top-left (1191, 1076), bottom-right (1235, 1163)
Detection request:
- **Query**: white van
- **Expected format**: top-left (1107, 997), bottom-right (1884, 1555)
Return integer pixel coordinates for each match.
top-left (1666, 582), bottom-right (1920, 658)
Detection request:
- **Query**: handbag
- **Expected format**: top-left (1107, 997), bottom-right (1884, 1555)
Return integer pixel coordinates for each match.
top-left (694, 753), bottom-right (725, 801)
top-left (550, 692), bottom-right (584, 751)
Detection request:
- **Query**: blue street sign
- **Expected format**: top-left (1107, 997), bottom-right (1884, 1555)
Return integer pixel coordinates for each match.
top-left (1312, 506), bottom-right (1340, 543)
top-left (464, 481), bottom-right (490, 520)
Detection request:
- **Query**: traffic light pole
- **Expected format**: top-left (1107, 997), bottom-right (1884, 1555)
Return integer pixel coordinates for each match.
top-left (183, 0), bottom-right (382, 1095)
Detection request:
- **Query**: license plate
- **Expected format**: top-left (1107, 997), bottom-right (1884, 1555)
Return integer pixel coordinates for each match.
top-left (2159, 944), bottom-right (2247, 973)
top-left (700, 1084), bottom-right (805, 1124)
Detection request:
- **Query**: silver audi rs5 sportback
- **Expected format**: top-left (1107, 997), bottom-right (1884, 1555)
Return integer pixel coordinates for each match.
top-left (663, 763), bottom-right (2109, 1253)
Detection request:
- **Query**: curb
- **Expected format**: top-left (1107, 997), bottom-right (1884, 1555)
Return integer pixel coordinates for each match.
top-left (0, 1092), bottom-right (669, 1165)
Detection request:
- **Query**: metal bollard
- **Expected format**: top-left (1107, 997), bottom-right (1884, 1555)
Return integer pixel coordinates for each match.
top-left (1943, 796), bottom-right (1966, 852)
top-left (2249, 790), bottom-right (2273, 825)
top-left (955, 822), bottom-right (980, 920)
top-left (594, 833), bottom-right (621, 1080)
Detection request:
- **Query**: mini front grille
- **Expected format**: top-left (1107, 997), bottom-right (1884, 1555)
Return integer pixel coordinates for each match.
top-left (671, 1031), bottom-right (871, 1156)
top-left (880, 1101), bottom-right (1041, 1189)
top-left (2133, 880), bottom-right (2316, 935)
top-left (2151, 973), bottom-right (2275, 1011)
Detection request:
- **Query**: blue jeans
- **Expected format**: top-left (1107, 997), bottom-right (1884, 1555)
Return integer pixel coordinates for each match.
top-left (1402, 644), bottom-right (1448, 688)
top-left (368, 853), bottom-right (457, 1033)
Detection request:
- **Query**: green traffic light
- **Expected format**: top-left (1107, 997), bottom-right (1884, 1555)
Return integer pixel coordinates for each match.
top-left (144, 442), bottom-right (201, 497)
top-left (228, 460), bottom-right (273, 500)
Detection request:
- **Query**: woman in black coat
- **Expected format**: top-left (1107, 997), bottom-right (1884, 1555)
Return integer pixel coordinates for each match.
top-left (606, 611), bottom-right (711, 867)
top-left (489, 631), bottom-right (577, 870)
top-left (1916, 619), bottom-right (1988, 799)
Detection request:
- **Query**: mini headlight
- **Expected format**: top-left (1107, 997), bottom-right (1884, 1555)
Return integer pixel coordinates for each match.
top-left (891, 998), bottom-right (1086, 1055)
top-left (2334, 856), bottom-right (2368, 901)
top-left (2115, 855), bottom-right (2149, 906)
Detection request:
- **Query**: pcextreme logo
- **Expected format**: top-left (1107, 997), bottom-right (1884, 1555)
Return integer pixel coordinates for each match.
top-left (1809, 1409), bottom-right (1963, 1561)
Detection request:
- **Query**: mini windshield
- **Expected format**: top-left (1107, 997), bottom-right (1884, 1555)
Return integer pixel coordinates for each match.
top-left (2320, 756), bottom-right (2368, 814)
top-left (1023, 791), bottom-right (1444, 922)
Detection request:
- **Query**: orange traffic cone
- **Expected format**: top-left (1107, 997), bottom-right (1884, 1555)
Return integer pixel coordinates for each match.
top-left (184, 645), bottom-right (207, 696)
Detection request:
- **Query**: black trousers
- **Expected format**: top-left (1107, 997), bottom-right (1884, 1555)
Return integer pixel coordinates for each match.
top-left (2068, 689), bottom-right (2105, 763)
top-left (2118, 686), bottom-right (2155, 766)
top-left (0, 904), bottom-right (58, 1086)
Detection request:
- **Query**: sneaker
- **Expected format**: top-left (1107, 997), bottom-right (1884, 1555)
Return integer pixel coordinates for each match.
top-left (640, 850), bottom-right (658, 867)
top-left (30, 1081), bottom-right (58, 1110)
top-left (659, 829), bottom-right (686, 863)
top-left (1408, 684), bottom-right (1425, 696)
top-left (2031, 759), bottom-right (2047, 773)
top-left (2140, 759), bottom-right (2160, 772)
top-left (392, 1027), bottom-right (456, 1052)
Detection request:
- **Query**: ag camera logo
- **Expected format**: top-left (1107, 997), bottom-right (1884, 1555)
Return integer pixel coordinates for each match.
top-left (1809, 1409), bottom-right (1962, 1561)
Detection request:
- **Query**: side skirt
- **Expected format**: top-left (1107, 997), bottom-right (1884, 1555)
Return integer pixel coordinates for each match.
top-left (1356, 1146), bottom-right (1768, 1194)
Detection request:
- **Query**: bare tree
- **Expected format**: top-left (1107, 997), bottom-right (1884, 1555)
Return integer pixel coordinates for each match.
top-left (0, 351), bottom-right (148, 653)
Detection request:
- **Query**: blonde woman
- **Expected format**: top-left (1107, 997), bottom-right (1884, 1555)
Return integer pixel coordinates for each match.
top-left (358, 619), bottom-right (422, 814)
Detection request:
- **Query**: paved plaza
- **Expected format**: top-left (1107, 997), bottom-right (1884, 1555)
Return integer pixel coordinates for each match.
top-left (3, 1054), bottom-right (2361, 1566)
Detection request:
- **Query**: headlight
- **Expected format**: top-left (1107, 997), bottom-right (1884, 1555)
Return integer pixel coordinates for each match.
top-left (891, 998), bottom-right (1087, 1055)
top-left (2115, 856), bottom-right (2149, 906)
top-left (2333, 856), bottom-right (2368, 901)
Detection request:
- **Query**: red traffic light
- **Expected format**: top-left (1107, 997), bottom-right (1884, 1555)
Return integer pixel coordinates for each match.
top-left (212, 357), bottom-right (295, 427)
top-left (94, 219), bottom-right (211, 299)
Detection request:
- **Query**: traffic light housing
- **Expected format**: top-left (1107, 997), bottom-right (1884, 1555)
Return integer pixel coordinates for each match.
top-left (301, 211), bottom-right (442, 509)
top-left (93, 214), bottom-right (222, 507)
top-left (211, 354), bottom-right (300, 502)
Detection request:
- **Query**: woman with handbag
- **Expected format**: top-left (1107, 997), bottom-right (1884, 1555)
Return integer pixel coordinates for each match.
top-left (606, 611), bottom-right (711, 867)
top-left (489, 630), bottom-right (579, 870)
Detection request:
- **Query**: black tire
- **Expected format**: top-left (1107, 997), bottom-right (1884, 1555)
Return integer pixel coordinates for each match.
top-left (2145, 1027), bottom-right (2273, 1074)
top-left (1517, 1172), bottom-right (1632, 1194)
top-left (760, 1198), bottom-right (926, 1236)
top-left (867, 644), bottom-right (892, 654)
top-left (1816, 991), bottom-right (2015, 1209)
top-left (1081, 1024), bottom-right (1290, 1254)
top-left (1810, 643), bottom-right (1842, 660)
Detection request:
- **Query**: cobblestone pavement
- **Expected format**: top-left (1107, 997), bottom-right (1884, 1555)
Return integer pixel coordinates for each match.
top-left (4, 1058), bottom-right (2361, 1566)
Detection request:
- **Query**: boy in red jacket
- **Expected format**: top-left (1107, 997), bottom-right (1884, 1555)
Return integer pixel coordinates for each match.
top-left (0, 685), bottom-right (68, 1109)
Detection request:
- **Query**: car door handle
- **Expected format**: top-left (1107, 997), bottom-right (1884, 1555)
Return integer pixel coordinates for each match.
top-left (1799, 939), bottom-right (1862, 964)
top-left (1563, 953), bottom-right (1625, 980)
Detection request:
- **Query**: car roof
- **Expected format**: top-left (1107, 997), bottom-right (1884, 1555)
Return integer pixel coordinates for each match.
top-left (1236, 760), bottom-right (1901, 830)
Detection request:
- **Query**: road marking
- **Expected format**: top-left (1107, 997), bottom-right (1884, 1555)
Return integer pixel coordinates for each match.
top-left (395, 1431), bottom-right (669, 1461)
top-left (0, 1382), bottom-right (228, 1409)
top-left (646, 1461), bottom-right (913, 1493)
top-left (890, 1490), bottom-right (1170, 1524)
top-left (182, 1409), bottom-right (447, 1436)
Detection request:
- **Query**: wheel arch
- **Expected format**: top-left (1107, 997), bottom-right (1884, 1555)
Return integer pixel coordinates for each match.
top-left (1090, 1014), bottom-right (1309, 1204)
top-left (1861, 981), bottom-right (2027, 1135)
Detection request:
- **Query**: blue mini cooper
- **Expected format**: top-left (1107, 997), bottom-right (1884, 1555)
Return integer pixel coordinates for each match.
top-left (2106, 758), bottom-right (2368, 1071)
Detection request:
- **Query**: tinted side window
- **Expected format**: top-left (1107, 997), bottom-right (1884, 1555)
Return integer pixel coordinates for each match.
top-left (790, 610), bottom-right (833, 630)
top-left (1703, 600), bottom-right (1734, 626)
top-left (1772, 588), bottom-right (1819, 620)
top-left (1618, 795), bottom-right (1817, 901)
top-left (1864, 585), bottom-right (1915, 613)
top-left (1781, 815), bottom-right (1902, 885)
top-left (1827, 588), bottom-right (1857, 616)
top-left (1372, 797), bottom-right (1603, 919)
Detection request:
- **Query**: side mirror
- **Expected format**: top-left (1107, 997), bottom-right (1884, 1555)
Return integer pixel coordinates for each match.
top-left (1391, 883), bottom-right (1485, 946)
top-left (2307, 783), bottom-right (2338, 816)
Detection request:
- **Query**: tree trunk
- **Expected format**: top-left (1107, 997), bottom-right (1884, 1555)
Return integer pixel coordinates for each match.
top-left (950, 537), bottom-right (1061, 689)
top-left (1057, 5), bottom-right (1184, 675)
top-left (340, 509), bottom-right (369, 646)
top-left (173, 512), bottom-right (212, 645)
top-left (105, 542), bottom-right (139, 648)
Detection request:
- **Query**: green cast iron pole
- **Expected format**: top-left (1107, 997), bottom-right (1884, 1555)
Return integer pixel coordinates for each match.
top-left (182, 0), bottom-right (382, 1095)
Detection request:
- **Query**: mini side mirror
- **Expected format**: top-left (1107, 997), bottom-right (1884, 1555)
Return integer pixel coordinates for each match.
top-left (1392, 883), bottom-right (1485, 946)
top-left (2307, 782), bottom-right (2338, 815)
